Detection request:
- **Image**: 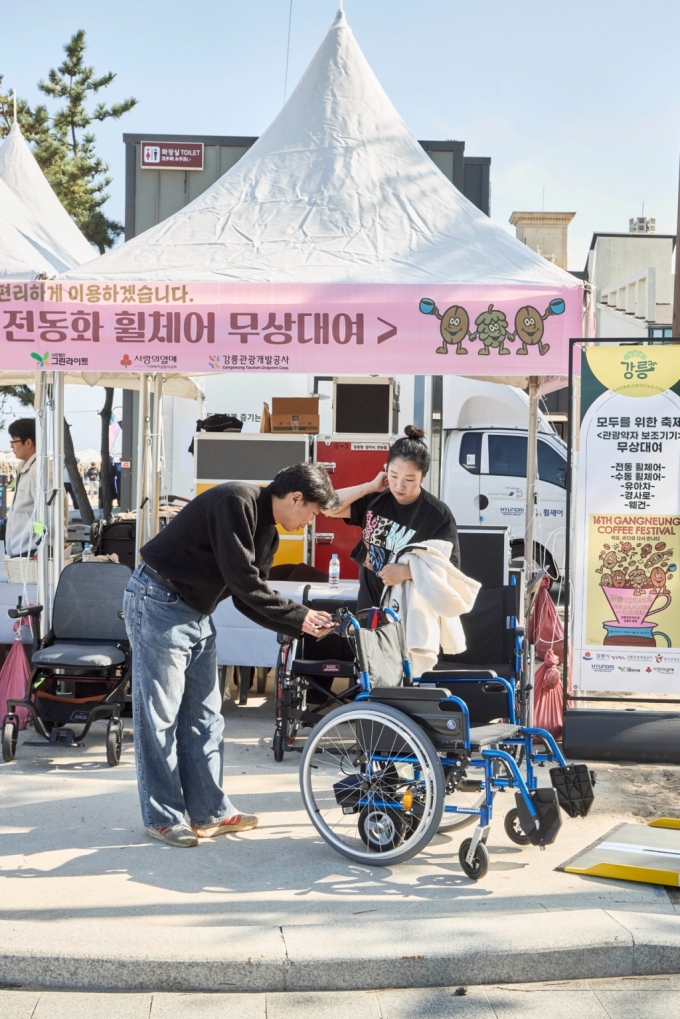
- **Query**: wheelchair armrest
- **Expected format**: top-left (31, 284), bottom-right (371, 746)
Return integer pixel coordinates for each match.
top-left (8, 604), bottom-right (43, 619)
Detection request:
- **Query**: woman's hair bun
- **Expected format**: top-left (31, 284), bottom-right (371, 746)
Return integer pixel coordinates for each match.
top-left (404, 424), bottom-right (426, 441)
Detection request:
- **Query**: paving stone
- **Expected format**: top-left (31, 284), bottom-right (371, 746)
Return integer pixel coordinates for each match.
top-left (151, 992), bottom-right (266, 1018)
top-left (0, 991), bottom-right (41, 1019)
top-left (267, 989), bottom-right (381, 1019)
top-left (33, 991), bottom-right (151, 1019)
top-left (594, 990), bottom-right (680, 1019)
top-left (378, 985), bottom-right (495, 1018)
top-left (485, 987), bottom-right (608, 1019)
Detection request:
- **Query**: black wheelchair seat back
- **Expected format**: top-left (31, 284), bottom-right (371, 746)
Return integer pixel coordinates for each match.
top-left (420, 674), bottom-right (510, 726)
top-left (437, 585), bottom-right (519, 676)
top-left (52, 562), bottom-right (132, 643)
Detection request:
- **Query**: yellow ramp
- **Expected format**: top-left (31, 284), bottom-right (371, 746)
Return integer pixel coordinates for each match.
top-left (557, 819), bottom-right (680, 887)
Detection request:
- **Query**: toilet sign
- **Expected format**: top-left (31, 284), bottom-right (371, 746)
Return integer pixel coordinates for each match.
top-left (572, 344), bottom-right (680, 694)
top-left (141, 141), bottom-right (204, 170)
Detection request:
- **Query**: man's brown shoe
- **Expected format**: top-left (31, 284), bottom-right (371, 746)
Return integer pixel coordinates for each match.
top-left (192, 813), bottom-right (259, 838)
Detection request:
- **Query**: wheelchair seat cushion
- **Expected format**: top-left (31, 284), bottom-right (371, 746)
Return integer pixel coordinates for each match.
top-left (32, 641), bottom-right (126, 668)
top-left (432, 663), bottom-right (516, 680)
top-left (468, 723), bottom-right (521, 750)
top-left (291, 659), bottom-right (357, 678)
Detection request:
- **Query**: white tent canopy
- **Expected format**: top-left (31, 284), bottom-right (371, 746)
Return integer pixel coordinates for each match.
top-left (0, 198), bottom-right (55, 278)
top-left (0, 122), bottom-right (95, 274)
top-left (0, 370), bottom-right (205, 401)
top-left (63, 10), bottom-right (577, 288)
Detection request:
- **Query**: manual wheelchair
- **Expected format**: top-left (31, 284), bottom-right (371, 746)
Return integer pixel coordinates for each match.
top-left (296, 607), bottom-right (595, 878)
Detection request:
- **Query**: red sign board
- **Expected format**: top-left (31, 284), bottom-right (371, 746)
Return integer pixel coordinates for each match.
top-left (141, 141), bottom-right (204, 171)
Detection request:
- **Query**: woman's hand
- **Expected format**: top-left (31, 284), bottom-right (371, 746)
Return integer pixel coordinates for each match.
top-left (378, 562), bottom-right (412, 586)
top-left (301, 609), bottom-right (337, 636)
top-left (370, 471), bottom-right (389, 494)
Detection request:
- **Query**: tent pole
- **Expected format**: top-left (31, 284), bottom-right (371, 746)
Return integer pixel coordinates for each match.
top-left (35, 373), bottom-right (51, 630)
top-left (524, 376), bottom-right (539, 583)
top-left (52, 372), bottom-right (65, 583)
top-left (134, 373), bottom-right (149, 564)
top-left (150, 374), bottom-right (163, 538)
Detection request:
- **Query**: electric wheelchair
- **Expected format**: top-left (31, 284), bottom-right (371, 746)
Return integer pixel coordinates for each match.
top-left (296, 606), bottom-right (595, 878)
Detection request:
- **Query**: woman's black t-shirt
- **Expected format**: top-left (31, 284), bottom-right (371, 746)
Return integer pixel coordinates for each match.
top-left (347, 489), bottom-right (460, 609)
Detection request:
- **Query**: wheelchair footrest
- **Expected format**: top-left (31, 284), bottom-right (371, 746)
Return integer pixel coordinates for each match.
top-left (515, 787), bottom-right (562, 847)
top-left (550, 764), bottom-right (596, 818)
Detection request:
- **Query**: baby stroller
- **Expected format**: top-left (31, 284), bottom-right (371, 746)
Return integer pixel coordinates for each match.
top-left (298, 607), bottom-right (595, 878)
top-left (2, 561), bottom-right (132, 767)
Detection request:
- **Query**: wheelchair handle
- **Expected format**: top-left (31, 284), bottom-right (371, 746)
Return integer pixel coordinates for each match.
top-left (8, 603), bottom-right (43, 620)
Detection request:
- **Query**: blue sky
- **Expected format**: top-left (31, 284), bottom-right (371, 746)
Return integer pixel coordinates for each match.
top-left (2, 0), bottom-right (679, 272)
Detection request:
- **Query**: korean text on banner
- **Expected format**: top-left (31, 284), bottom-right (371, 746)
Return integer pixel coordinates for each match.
top-left (0, 281), bottom-right (581, 375)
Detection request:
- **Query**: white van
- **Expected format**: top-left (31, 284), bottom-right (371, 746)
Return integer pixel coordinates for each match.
top-left (441, 377), bottom-right (567, 577)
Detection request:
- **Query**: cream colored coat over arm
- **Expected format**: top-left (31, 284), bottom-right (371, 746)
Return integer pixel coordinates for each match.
top-left (384, 539), bottom-right (481, 678)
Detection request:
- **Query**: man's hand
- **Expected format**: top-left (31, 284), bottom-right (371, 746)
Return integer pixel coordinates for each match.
top-left (301, 608), bottom-right (337, 636)
top-left (378, 562), bottom-right (412, 586)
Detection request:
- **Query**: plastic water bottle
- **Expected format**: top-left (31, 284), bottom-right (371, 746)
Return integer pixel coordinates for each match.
top-left (329, 553), bottom-right (340, 591)
top-left (82, 543), bottom-right (92, 562)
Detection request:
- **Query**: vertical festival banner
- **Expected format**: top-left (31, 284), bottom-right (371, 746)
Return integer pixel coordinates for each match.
top-left (573, 345), bottom-right (680, 694)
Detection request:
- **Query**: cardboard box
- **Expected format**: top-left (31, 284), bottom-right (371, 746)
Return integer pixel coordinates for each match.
top-left (270, 397), bottom-right (319, 433)
top-left (271, 414), bottom-right (319, 433)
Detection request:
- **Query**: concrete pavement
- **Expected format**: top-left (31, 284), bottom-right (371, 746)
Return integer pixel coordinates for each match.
top-left (3, 977), bottom-right (680, 1018)
top-left (2, 674), bottom-right (680, 990)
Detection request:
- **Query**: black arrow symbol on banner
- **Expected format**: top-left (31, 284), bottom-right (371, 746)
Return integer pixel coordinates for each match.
top-left (377, 317), bottom-right (397, 344)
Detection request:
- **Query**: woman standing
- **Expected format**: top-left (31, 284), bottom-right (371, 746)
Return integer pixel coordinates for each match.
top-left (325, 426), bottom-right (460, 610)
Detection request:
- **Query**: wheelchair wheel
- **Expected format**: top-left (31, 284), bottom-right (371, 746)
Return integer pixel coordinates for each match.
top-left (458, 837), bottom-right (489, 880)
top-left (106, 718), bottom-right (123, 767)
top-left (300, 702), bottom-right (445, 867)
top-left (504, 807), bottom-right (531, 846)
top-left (2, 717), bottom-right (18, 762)
top-left (273, 731), bottom-right (285, 763)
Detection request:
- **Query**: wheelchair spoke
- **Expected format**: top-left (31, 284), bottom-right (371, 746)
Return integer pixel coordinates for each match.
top-left (300, 704), bottom-right (444, 866)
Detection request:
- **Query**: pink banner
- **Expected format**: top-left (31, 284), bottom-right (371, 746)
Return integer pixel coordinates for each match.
top-left (0, 281), bottom-right (582, 375)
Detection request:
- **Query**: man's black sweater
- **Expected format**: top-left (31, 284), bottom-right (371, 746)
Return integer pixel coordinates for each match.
top-left (140, 483), bottom-right (308, 636)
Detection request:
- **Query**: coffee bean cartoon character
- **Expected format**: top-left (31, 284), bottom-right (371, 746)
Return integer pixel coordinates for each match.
top-left (611, 570), bottom-right (627, 588)
top-left (512, 298), bottom-right (565, 356)
top-left (471, 304), bottom-right (512, 356)
top-left (645, 550), bottom-right (673, 569)
top-left (418, 299), bottom-right (470, 355)
top-left (628, 568), bottom-right (648, 596)
top-left (602, 550), bottom-right (619, 571)
top-left (641, 544), bottom-right (653, 557)
top-left (600, 573), bottom-right (612, 587)
top-left (650, 566), bottom-right (668, 594)
top-left (621, 542), bottom-right (632, 554)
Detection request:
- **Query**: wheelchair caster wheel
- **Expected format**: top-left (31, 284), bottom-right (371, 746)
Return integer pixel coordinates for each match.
top-left (358, 806), bottom-right (406, 853)
top-left (504, 807), bottom-right (531, 846)
top-left (2, 717), bottom-right (18, 762)
top-left (273, 731), bottom-right (285, 763)
top-left (458, 837), bottom-right (489, 880)
top-left (106, 718), bottom-right (123, 767)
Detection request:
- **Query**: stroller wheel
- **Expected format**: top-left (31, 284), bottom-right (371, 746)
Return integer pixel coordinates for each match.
top-left (458, 837), bottom-right (489, 880)
top-left (358, 806), bottom-right (406, 852)
top-left (273, 731), bottom-right (285, 763)
top-left (504, 807), bottom-right (531, 846)
top-left (2, 717), bottom-right (18, 762)
top-left (106, 718), bottom-right (123, 767)
top-left (300, 702), bottom-right (444, 866)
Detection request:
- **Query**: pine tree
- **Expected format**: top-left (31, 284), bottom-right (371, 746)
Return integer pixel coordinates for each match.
top-left (0, 31), bottom-right (137, 253)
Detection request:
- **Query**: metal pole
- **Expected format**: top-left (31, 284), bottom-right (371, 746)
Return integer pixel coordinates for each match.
top-left (524, 376), bottom-right (539, 581)
top-left (150, 374), bottom-right (163, 538)
top-left (35, 373), bottom-right (50, 629)
top-left (52, 372), bottom-right (65, 582)
top-left (134, 373), bottom-right (149, 564)
top-left (673, 156), bottom-right (680, 339)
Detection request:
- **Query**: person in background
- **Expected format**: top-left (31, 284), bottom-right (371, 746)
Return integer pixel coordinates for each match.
top-left (324, 425), bottom-right (460, 610)
top-left (64, 458), bottom-right (80, 510)
top-left (1, 419), bottom-right (37, 559)
top-left (123, 463), bottom-right (338, 848)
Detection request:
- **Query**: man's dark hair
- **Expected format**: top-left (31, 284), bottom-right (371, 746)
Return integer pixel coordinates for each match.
top-left (269, 463), bottom-right (337, 510)
top-left (8, 418), bottom-right (36, 445)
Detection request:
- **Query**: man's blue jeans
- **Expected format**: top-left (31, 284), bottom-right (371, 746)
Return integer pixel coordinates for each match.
top-left (123, 567), bottom-right (234, 829)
